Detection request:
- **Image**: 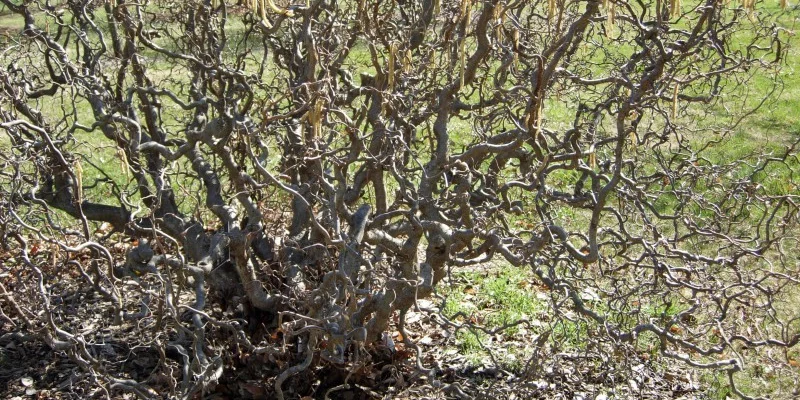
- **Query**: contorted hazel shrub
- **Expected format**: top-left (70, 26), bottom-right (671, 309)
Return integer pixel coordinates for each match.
top-left (0, 0), bottom-right (797, 398)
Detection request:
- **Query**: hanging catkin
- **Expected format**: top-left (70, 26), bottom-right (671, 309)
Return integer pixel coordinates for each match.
top-left (606, 1), bottom-right (615, 37)
top-left (116, 148), bottom-right (130, 182)
top-left (511, 28), bottom-right (520, 67)
top-left (548, 0), bottom-right (556, 20)
top-left (74, 159), bottom-right (84, 203)
top-left (460, 0), bottom-right (470, 18)
top-left (247, 0), bottom-right (294, 23)
top-left (403, 49), bottom-right (413, 74)
top-left (495, 3), bottom-right (505, 42)
top-left (309, 99), bottom-right (323, 138)
top-left (670, 0), bottom-right (682, 18)
top-left (459, 0), bottom-right (472, 87)
top-left (629, 130), bottom-right (637, 151)
top-left (261, 0), bottom-right (269, 23)
top-left (266, 0), bottom-right (292, 16)
top-left (536, 102), bottom-right (543, 136)
top-left (255, 0), bottom-right (271, 27)
top-left (511, 28), bottom-right (520, 50)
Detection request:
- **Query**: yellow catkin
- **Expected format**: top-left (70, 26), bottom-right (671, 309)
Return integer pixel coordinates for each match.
top-left (675, 0), bottom-right (685, 18)
top-left (305, 99), bottom-right (323, 138)
top-left (116, 148), bottom-right (130, 181)
top-left (536, 103), bottom-right (543, 135)
top-left (248, 0), bottom-right (294, 21)
top-left (388, 42), bottom-right (396, 91)
top-left (495, 3), bottom-right (505, 42)
top-left (512, 28), bottom-right (520, 49)
top-left (358, 0), bottom-right (368, 28)
top-left (311, 99), bottom-right (323, 138)
top-left (670, 0), bottom-right (682, 18)
top-left (459, 0), bottom-right (472, 86)
top-left (74, 160), bottom-right (83, 203)
top-left (606, 2), bottom-right (615, 37)
top-left (259, 0), bottom-right (268, 24)
top-left (403, 49), bottom-right (413, 74)
top-left (672, 83), bottom-right (679, 119)
top-left (460, 0), bottom-right (470, 18)
top-left (610, 2), bottom-right (616, 25)
top-left (511, 28), bottom-right (520, 66)
top-left (781, 0), bottom-right (787, 8)
top-left (458, 0), bottom-right (471, 87)
top-left (588, 151), bottom-right (596, 169)
top-left (548, 0), bottom-right (556, 20)
top-left (266, 0), bottom-right (292, 16)
top-left (494, 2), bottom-right (504, 22)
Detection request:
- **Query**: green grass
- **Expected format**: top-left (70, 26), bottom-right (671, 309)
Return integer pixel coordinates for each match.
top-left (440, 266), bottom-right (549, 368)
